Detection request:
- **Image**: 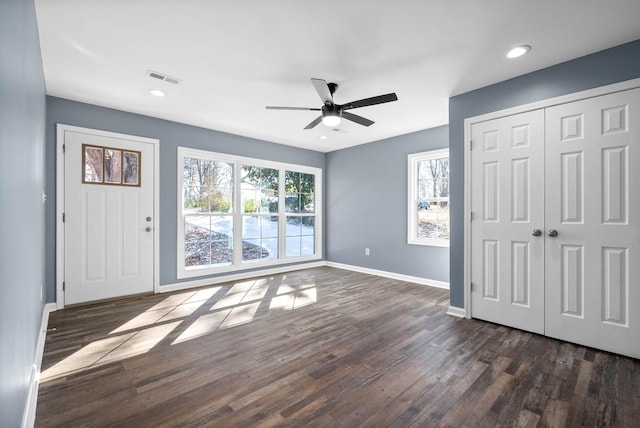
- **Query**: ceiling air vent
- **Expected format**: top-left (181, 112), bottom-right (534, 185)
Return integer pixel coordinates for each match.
top-left (145, 70), bottom-right (182, 85)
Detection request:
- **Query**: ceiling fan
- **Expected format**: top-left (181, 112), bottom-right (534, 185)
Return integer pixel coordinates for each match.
top-left (266, 78), bottom-right (398, 129)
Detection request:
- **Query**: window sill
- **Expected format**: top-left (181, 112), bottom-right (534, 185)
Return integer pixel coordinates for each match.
top-left (177, 255), bottom-right (322, 279)
top-left (408, 239), bottom-right (450, 248)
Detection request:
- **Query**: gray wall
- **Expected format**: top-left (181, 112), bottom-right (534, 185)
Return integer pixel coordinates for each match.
top-left (326, 126), bottom-right (449, 283)
top-left (45, 97), bottom-right (325, 300)
top-left (0, 0), bottom-right (47, 425)
top-left (449, 39), bottom-right (640, 308)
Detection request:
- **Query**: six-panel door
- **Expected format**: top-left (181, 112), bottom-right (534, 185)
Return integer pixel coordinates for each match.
top-left (470, 88), bottom-right (640, 359)
top-left (470, 110), bottom-right (545, 334)
top-left (544, 88), bottom-right (640, 358)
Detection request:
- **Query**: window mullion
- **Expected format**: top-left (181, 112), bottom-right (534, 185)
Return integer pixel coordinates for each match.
top-left (232, 161), bottom-right (242, 265)
top-left (278, 168), bottom-right (286, 259)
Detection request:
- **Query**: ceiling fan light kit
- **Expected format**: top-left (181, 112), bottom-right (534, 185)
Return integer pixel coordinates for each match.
top-left (266, 78), bottom-right (398, 129)
top-left (321, 104), bottom-right (342, 127)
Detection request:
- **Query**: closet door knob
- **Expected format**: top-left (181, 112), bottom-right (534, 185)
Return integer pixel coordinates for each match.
top-left (547, 229), bottom-right (558, 237)
top-left (532, 229), bottom-right (542, 237)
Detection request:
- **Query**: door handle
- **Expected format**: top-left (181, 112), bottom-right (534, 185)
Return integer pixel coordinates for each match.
top-left (146, 217), bottom-right (152, 222)
top-left (547, 229), bottom-right (558, 237)
top-left (145, 227), bottom-right (152, 232)
top-left (532, 229), bottom-right (542, 237)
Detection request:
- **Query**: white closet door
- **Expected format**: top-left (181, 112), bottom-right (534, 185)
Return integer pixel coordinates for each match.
top-left (470, 110), bottom-right (545, 334)
top-left (545, 88), bottom-right (640, 358)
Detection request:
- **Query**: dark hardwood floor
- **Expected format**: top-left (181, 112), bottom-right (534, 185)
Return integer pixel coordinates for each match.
top-left (36, 267), bottom-right (639, 427)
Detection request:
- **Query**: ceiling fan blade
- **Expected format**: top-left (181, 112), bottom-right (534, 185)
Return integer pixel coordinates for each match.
top-left (311, 78), bottom-right (333, 105)
top-left (304, 116), bottom-right (323, 129)
top-left (341, 93), bottom-right (398, 110)
top-left (342, 111), bottom-right (374, 127)
top-left (265, 106), bottom-right (321, 111)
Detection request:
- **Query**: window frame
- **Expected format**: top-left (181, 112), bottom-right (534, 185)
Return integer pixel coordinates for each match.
top-left (177, 147), bottom-right (322, 279)
top-left (407, 148), bottom-right (450, 247)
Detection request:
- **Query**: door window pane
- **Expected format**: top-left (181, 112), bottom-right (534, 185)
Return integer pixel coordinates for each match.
top-left (104, 149), bottom-right (122, 184)
top-left (84, 146), bottom-right (103, 182)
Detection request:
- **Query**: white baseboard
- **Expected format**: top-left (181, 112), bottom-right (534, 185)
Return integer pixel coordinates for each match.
top-left (446, 306), bottom-right (466, 318)
top-left (160, 260), bottom-right (449, 294)
top-left (325, 261), bottom-right (449, 289)
top-left (159, 261), bottom-right (326, 293)
top-left (22, 302), bottom-right (56, 428)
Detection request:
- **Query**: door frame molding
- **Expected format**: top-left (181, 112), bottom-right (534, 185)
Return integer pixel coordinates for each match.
top-left (463, 77), bottom-right (640, 318)
top-left (56, 124), bottom-right (160, 309)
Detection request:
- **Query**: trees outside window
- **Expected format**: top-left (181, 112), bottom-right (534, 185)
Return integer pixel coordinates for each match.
top-left (178, 147), bottom-right (321, 278)
top-left (408, 148), bottom-right (449, 246)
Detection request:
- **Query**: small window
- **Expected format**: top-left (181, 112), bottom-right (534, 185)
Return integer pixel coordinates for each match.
top-left (83, 144), bottom-right (140, 186)
top-left (408, 148), bottom-right (449, 246)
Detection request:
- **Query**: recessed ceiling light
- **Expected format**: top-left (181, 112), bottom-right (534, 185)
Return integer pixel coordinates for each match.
top-left (319, 135), bottom-right (328, 140)
top-left (506, 45), bottom-right (531, 59)
top-left (148, 89), bottom-right (165, 97)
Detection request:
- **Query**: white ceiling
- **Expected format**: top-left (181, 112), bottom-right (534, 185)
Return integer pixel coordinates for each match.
top-left (35, 0), bottom-right (640, 153)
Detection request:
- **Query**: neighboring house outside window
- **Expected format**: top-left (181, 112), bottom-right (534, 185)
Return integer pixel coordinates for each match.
top-left (408, 148), bottom-right (449, 247)
top-left (178, 147), bottom-right (322, 278)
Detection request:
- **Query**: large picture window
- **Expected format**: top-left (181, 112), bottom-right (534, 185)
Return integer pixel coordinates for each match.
top-left (408, 148), bottom-right (449, 246)
top-left (178, 147), bottom-right (322, 278)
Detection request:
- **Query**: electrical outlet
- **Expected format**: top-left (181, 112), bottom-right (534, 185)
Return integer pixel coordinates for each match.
top-left (365, 248), bottom-right (370, 256)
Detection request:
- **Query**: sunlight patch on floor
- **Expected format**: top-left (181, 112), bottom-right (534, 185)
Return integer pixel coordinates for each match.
top-left (173, 309), bottom-right (231, 344)
top-left (41, 321), bottom-right (181, 381)
top-left (271, 286), bottom-right (317, 310)
top-left (111, 295), bottom-right (208, 334)
top-left (183, 286), bottom-right (223, 304)
top-left (110, 306), bottom-right (175, 334)
top-left (44, 279), bottom-right (320, 379)
top-left (219, 301), bottom-right (261, 329)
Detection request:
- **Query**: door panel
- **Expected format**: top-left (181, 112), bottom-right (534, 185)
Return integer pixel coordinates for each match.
top-left (64, 129), bottom-right (155, 305)
top-left (544, 88), bottom-right (640, 358)
top-left (470, 110), bottom-right (545, 334)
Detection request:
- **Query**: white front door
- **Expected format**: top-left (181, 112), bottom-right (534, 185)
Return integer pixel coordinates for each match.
top-left (470, 110), bottom-right (545, 334)
top-left (544, 88), bottom-right (640, 358)
top-left (63, 126), bottom-right (156, 305)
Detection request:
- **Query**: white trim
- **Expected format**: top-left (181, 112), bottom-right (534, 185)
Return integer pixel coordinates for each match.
top-left (158, 260), bottom-right (450, 294)
top-left (463, 120), bottom-right (472, 318)
top-left (446, 306), bottom-right (465, 318)
top-left (462, 77), bottom-right (640, 317)
top-left (55, 126), bottom-right (65, 310)
top-left (159, 261), bottom-right (325, 293)
top-left (22, 303), bottom-right (56, 428)
top-left (325, 261), bottom-right (449, 289)
top-left (466, 77), bottom-right (640, 126)
top-left (56, 124), bottom-right (160, 308)
top-left (176, 146), bottom-right (323, 279)
top-left (407, 148), bottom-right (450, 247)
